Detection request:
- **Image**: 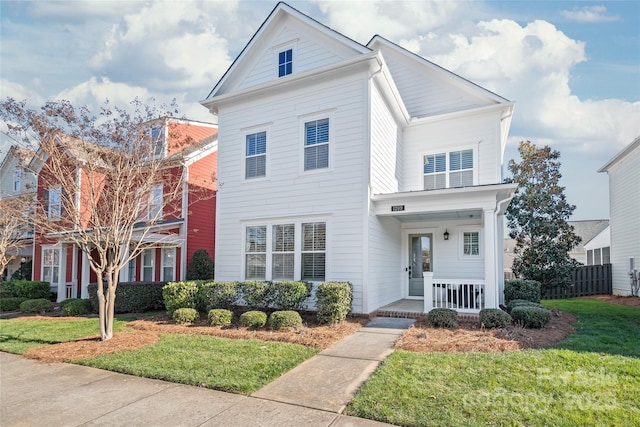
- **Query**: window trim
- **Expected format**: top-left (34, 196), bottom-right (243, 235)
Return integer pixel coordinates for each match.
top-left (41, 245), bottom-right (61, 287)
top-left (458, 228), bottom-right (483, 259)
top-left (161, 247), bottom-right (176, 282)
top-left (146, 184), bottom-right (163, 221)
top-left (150, 125), bottom-right (166, 158)
top-left (299, 112), bottom-right (334, 174)
top-left (142, 248), bottom-right (155, 282)
top-left (47, 185), bottom-right (62, 221)
top-left (244, 130), bottom-right (268, 180)
top-left (273, 41), bottom-right (297, 78)
top-left (241, 218), bottom-right (329, 282)
top-left (13, 167), bottom-right (21, 192)
top-left (422, 146), bottom-right (476, 190)
top-left (272, 223), bottom-right (295, 281)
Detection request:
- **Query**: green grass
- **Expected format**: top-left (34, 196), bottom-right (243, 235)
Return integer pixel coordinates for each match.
top-left (78, 334), bottom-right (318, 394)
top-left (347, 299), bottom-right (640, 427)
top-left (0, 317), bottom-right (129, 354)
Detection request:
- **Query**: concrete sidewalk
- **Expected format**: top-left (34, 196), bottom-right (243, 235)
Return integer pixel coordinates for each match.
top-left (1, 318), bottom-right (412, 426)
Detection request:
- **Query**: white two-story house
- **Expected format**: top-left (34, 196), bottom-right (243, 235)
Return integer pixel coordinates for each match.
top-left (201, 2), bottom-right (517, 315)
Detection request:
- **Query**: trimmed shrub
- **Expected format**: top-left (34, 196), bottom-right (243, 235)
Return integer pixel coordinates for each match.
top-left (239, 310), bottom-right (267, 329)
top-left (0, 282), bottom-right (16, 298)
top-left (506, 299), bottom-right (545, 314)
top-left (198, 281), bottom-right (238, 311)
top-left (239, 281), bottom-right (270, 311)
top-left (269, 281), bottom-right (312, 311)
top-left (186, 249), bottom-right (215, 280)
top-left (269, 310), bottom-right (303, 330)
top-left (10, 281), bottom-right (50, 299)
top-left (60, 298), bottom-right (91, 316)
top-left (208, 309), bottom-right (233, 326)
top-left (315, 282), bottom-right (352, 324)
top-left (173, 307), bottom-right (199, 324)
top-left (163, 281), bottom-right (199, 315)
top-left (479, 308), bottom-right (512, 329)
top-left (0, 297), bottom-right (28, 311)
top-left (511, 306), bottom-right (552, 329)
top-left (88, 282), bottom-right (166, 314)
top-left (504, 279), bottom-right (541, 303)
top-left (428, 308), bottom-right (458, 328)
top-left (19, 298), bottom-right (54, 314)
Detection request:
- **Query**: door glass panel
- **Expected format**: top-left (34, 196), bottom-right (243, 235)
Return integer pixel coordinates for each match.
top-left (409, 234), bottom-right (432, 297)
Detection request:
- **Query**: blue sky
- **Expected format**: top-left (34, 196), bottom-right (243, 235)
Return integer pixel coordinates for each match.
top-left (1, 0), bottom-right (639, 220)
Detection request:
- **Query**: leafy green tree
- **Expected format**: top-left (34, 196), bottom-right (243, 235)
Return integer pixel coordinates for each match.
top-left (506, 141), bottom-right (581, 293)
top-left (186, 248), bottom-right (214, 280)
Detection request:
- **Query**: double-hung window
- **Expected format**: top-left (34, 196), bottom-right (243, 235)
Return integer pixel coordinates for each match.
top-left (42, 247), bottom-right (60, 285)
top-left (246, 131), bottom-right (266, 179)
top-left (301, 222), bottom-right (326, 281)
top-left (278, 48), bottom-right (293, 77)
top-left (147, 184), bottom-right (163, 220)
top-left (424, 149), bottom-right (474, 190)
top-left (47, 186), bottom-right (62, 220)
top-left (13, 168), bottom-right (21, 192)
top-left (151, 126), bottom-right (165, 157)
top-left (245, 226), bottom-right (267, 279)
top-left (304, 119), bottom-right (329, 171)
top-left (162, 248), bottom-right (176, 282)
top-left (272, 224), bottom-right (295, 280)
top-left (463, 232), bottom-right (480, 256)
top-left (142, 249), bottom-right (154, 281)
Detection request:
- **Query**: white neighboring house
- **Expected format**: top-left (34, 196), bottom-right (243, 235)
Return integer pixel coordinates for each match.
top-left (201, 2), bottom-right (517, 314)
top-left (598, 136), bottom-right (640, 296)
top-left (583, 225), bottom-right (611, 266)
top-left (0, 145), bottom-right (37, 280)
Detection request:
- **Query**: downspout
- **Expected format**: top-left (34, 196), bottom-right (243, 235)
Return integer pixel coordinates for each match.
top-left (495, 193), bottom-right (516, 304)
top-left (181, 163), bottom-right (189, 281)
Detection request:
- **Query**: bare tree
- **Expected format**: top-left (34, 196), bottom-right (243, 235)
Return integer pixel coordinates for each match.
top-left (0, 195), bottom-right (34, 283)
top-left (1, 98), bottom-right (215, 340)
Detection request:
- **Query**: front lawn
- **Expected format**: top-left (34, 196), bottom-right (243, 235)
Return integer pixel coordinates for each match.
top-left (0, 317), bottom-right (129, 354)
top-left (346, 298), bottom-right (640, 426)
top-left (78, 334), bottom-right (318, 394)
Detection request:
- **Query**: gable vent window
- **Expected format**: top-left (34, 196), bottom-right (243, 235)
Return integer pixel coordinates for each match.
top-left (304, 119), bottom-right (329, 170)
top-left (278, 48), bottom-right (293, 77)
top-left (246, 131), bottom-right (266, 179)
top-left (424, 149), bottom-right (474, 190)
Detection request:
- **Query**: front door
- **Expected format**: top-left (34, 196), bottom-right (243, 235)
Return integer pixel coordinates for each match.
top-left (408, 234), bottom-right (432, 297)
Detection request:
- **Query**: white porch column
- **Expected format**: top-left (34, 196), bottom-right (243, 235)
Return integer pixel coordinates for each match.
top-left (483, 208), bottom-right (497, 309)
top-left (80, 248), bottom-right (91, 299)
top-left (56, 245), bottom-right (67, 303)
top-left (424, 272), bottom-right (434, 312)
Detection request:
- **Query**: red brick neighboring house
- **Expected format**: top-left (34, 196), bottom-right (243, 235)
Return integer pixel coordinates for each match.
top-left (30, 119), bottom-right (217, 301)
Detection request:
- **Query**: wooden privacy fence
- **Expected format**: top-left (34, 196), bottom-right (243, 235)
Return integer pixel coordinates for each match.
top-left (543, 264), bottom-right (612, 299)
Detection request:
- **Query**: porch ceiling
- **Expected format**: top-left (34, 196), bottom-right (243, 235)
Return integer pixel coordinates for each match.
top-left (389, 209), bottom-right (483, 223)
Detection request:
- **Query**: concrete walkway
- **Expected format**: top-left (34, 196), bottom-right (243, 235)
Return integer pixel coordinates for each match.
top-left (1, 318), bottom-right (413, 426)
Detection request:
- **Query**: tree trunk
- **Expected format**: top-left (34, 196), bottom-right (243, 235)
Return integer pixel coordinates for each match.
top-left (104, 282), bottom-right (116, 340)
top-left (97, 277), bottom-right (108, 340)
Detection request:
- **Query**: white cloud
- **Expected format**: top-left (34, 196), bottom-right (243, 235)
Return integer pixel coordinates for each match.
top-left (413, 19), bottom-right (639, 150)
top-left (561, 6), bottom-right (620, 23)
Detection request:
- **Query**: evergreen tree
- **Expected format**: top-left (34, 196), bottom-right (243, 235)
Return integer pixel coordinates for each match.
top-left (506, 141), bottom-right (581, 292)
top-left (186, 249), bottom-right (214, 280)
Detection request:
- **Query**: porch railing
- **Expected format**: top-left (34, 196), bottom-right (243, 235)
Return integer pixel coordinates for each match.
top-left (424, 272), bottom-right (485, 313)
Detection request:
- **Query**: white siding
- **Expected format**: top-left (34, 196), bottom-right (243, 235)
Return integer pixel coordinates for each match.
top-left (607, 145), bottom-right (640, 295)
top-left (401, 110), bottom-right (502, 192)
top-left (237, 16), bottom-right (363, 92)
top-left (0, 154), bottom-right (36, 199)
top-left (370, 81), bottom-right (401, 194)
top-left (376, 44), bottom-right (489, 118)
top-left (366, 215), bottom-right (402, 311)
top-left (215, 73), bottom-right (370, 312)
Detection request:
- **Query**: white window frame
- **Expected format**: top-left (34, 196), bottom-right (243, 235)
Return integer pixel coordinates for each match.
top-left (161, 247), bottom-right (176, 282)
top-left (301, 222), bottom-right (326, 281)
top-left (273, 41), bottom-right (297, 78)
top-left (241, 218), bottom-right (329, 282)
top-left (41, 246), bottom-right (61, 287)
top-left (423, 147), bottom-right (476, 190)
top-left (146, 184), bottom-right (163, 221)
top-left (458, 228), bottom-right (483, 259)
top-left (142, 248), bottom-right (155, 282)
top-left (245, 225), bottom-right (267, 280)
top-left (299, 111), bottom-right (334, 174)
top-left (127, 256), bottom-right (137, 281)
top-left (48, 185), bottom-right (62, 220)
top-left (272, 224), bottom-right (295, 281)
top-left (244, 130), bottom-right (268, 180)
top-left (13, 167), bottom-right (21, 192)
top-left (150, 125), bottom-right (166, 158)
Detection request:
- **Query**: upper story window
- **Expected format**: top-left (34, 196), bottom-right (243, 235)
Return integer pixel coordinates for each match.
top-left (150, 126), bottom-right (165, 157)
top-left (245, 131), bottom-right (266, 179)
top-left (47, 186), bottom-right (62, 220)
top-left (304, 118), bottom-right (329, 171)
top-left (13, 167), bottom-right (21, 192)
top-left (278, 48), bottom-right (293, 77)
top-left (146, 184), bottom-right (163, 220)
top-left (424, 149), bottom-right (474, 190)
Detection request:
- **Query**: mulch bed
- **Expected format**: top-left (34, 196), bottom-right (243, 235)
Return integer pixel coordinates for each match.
top-left (16, 295), bottom-right (639, 362)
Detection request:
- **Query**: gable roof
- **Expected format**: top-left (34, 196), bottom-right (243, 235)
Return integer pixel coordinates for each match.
top-left (568, 219), bottom-right (610, 253)
top-left (0, 145), bottom-right (36, 175)
top-left (598, 135), bottom-right (640, 173)
top-left (205, 2), bottom-right (370, 101)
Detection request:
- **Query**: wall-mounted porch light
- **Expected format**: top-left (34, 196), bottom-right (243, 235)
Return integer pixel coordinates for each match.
top-left (443, 229), bottom-right (449, 241)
